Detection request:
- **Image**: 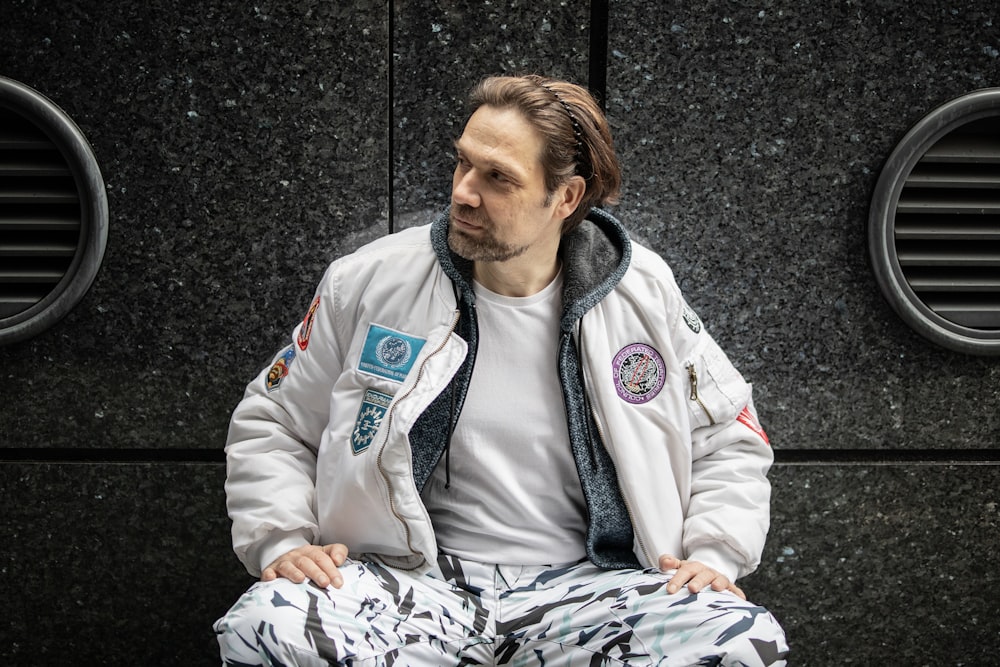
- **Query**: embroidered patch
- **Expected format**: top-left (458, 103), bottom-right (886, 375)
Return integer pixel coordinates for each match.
top-left (737, 405), bottom-right (770, 445)
top-left (265, 347), bottom-right (296, 392)
top-left (612, 343), bottom-right (666, 404)
top-left (352, 389), bottom-right (392, 454)
top-left (297, 296), bottom-right (320, 351)
top-left (682, 304), bottom-right (702, 334)
top-left (359, 324), bottom-right (426, 383)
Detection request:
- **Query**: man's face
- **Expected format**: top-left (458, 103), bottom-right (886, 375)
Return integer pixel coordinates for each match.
top-left (448, 105), bottom-right (564, 264)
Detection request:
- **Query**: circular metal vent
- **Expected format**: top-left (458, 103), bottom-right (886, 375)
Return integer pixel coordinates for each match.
top-left (0, 76), bottom-right (108, 346)
top-left (869, 88), bottom-right (1000, 356)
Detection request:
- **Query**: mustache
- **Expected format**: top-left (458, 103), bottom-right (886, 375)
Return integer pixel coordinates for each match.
top-left (452, 204), bottom-right (490, 226)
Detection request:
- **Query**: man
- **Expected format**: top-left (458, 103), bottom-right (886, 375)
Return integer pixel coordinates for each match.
top-left (216, 74), bottom-right (788, 666)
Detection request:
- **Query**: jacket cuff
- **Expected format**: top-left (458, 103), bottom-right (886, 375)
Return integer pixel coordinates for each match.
top-left (246, 528), bottom-right (314, 577)
top-left (686, 543), bottom-right (741, 582)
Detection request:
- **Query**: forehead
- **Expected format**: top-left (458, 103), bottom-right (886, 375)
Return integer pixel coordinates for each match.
top-left (455, 105), bottom-right (545, 181)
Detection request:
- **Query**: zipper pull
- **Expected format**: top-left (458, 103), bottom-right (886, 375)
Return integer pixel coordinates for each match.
top-left (686, 362), bottom-right (717, 425)
top-left (686, 362), bottom-right (699, 401)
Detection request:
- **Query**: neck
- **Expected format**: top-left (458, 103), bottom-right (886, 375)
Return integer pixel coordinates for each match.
top-left (473, 253), bottom-right (561, 297)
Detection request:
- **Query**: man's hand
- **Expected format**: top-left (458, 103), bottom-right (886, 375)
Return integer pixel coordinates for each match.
top-left (262, 543), bottom-right (350, 588)
top-left (658, 554), bottom-right (746, 600)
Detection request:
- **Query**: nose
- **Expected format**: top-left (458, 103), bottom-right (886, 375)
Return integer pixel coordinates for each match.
top-left (452, 167), bottom-right (481, 208)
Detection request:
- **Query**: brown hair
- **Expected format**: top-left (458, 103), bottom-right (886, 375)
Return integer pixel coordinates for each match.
top-left (466, 74), bottom-right (621, 233)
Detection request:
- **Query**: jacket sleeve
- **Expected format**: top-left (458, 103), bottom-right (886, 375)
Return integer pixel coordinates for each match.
top-left (671, 297), bottom-right (774, 582)
top-left (224, 264), bottom-right (344, 576)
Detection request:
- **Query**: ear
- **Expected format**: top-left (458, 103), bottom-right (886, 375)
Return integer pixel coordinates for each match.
top-left (552, 175), bottom-right (587, 220)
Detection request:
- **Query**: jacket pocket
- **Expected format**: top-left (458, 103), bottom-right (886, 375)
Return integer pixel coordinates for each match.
top-left (683, 342), bottom-right (748, 429)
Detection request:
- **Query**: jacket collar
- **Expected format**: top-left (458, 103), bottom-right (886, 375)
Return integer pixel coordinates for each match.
top-left (430, 207), bottom-right (632, 330)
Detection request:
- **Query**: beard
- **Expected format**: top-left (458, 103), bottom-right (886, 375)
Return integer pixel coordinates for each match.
top-left (447, 205), bottom-right (529, 262)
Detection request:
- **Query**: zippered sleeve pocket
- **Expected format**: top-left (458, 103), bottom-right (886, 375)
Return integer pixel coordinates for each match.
top-left (683, 341), bottom-right (749, 430)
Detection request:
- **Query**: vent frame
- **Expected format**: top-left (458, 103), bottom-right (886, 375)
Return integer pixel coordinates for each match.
top-left (0, 76), bottom-right (108, 346)
top-left (868, 88), bottom-right (1000, 356)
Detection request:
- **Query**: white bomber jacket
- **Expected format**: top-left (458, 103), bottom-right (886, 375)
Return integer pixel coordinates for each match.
top-left (225, 209), bottom-right (774, 582)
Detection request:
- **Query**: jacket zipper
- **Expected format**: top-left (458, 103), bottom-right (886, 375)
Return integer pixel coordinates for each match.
top-left (686, 362), bottom-right (716, 425)
top-left (375, 308), bottom-right (462, 565)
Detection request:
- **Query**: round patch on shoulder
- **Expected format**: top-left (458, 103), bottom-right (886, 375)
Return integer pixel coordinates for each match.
top-left (682, 304), bottom-right (702, 334)
top-left (612, 343), bottom-right (666, 404)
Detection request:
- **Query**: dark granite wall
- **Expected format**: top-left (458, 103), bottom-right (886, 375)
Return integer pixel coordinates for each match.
top-left (1, 0), bottom-right (997, 664)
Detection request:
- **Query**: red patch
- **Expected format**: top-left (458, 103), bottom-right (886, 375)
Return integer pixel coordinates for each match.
top-left (297, 296), bottom-right (320, 351)
top-left (737, 405), bottom-right (769, 445)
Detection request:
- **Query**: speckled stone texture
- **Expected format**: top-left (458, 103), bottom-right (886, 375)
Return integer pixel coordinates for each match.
top-left (606, 0), bottom-right (1000, 451)
top-left (392, 0), bottom-right (591, 227)
top-left (746, 464), bottom-right (1000, 664)
top-left (0, 0), bottom-right (389, 451)
top-left (0, 463), bottom-right (247, 663)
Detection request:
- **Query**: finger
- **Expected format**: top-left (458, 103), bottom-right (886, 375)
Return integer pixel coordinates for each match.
top-left (665, 561), bottom-right (698, 594)
top-left (260, 567), bottom-right (277, 582)
top-left (324, 543), bottom-right (350, 567)
top-left (320, 545), bottom-right (349, 588)
top-left (687, 570), bottom-right (725, 594)
top-left (293, 554), bottom-right (337, 588)
top-left (708, 575), bottom-right (730, 592)
top-left (682, 566), bottom-right (716, 594)
top-left (701, 573), bottom-right (745, 599)
top-left (275, 559), bottom-right (307, 584)
top-left (308, 550), bottom-right (343, 588)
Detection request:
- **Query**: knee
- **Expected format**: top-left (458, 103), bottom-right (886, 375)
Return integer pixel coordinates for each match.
top-left (714, 608), bottom-right (788, 667)
top-left (215, 580), bottom-right (322, 662)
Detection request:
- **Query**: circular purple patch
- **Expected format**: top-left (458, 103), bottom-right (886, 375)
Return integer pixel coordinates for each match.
top-left (612, 343), bottom-right (666, 404)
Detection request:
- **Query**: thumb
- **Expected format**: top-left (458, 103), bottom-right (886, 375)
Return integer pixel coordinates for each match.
top-left (658, 554), bottom-right (682, 571)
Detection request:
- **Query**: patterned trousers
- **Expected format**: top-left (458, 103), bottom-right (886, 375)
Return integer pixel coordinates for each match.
top-left (215, 555), bottom-right (788, 666)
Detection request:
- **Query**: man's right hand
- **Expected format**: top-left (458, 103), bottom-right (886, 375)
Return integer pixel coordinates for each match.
top-left (261, 543), bottom-right (349, 588)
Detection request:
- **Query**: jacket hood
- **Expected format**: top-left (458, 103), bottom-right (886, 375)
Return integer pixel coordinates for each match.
top-left (430, 207), bottom-right (632, 330)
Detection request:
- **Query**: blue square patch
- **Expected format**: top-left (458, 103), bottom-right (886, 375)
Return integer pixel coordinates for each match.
top-left (358, 324), bottom-right (426, 383)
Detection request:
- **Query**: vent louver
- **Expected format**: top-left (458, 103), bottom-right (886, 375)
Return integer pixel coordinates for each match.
top-left (0, 77), bottom-right (107, 345)
top-left (869, 88), bottom-right (1000, 356)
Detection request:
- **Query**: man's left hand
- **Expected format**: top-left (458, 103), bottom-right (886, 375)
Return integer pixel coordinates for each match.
top-left (658, 554), bottom-right (746, 600)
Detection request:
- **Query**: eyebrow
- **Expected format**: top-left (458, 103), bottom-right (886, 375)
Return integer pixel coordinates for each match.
top-left (452, 139), bottom-right (527, 184)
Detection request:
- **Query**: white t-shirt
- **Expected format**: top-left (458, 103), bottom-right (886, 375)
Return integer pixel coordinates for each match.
top-left (420, 271), bottom-right (588, 565)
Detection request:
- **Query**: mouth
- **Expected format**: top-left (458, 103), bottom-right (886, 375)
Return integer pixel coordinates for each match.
top-left (451, 212), bottom-right (482, 231)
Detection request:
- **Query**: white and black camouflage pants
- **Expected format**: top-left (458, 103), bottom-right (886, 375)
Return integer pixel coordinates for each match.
top-left (215, 554), bottom-right (788, 666)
